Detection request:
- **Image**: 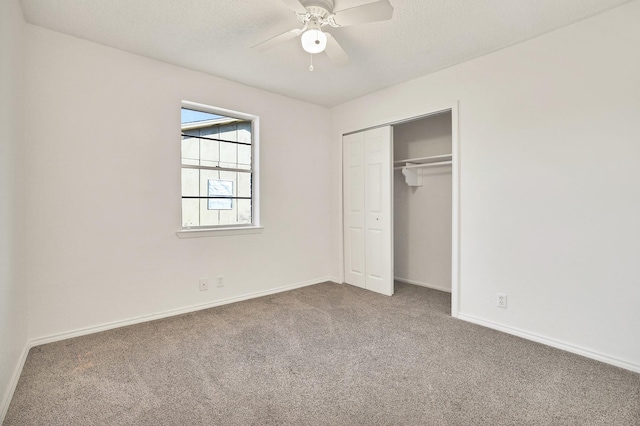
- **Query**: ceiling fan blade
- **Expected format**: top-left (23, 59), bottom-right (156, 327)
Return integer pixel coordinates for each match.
top-left (281, 0), bottom-right (308, 14)
top-left (324, 34), bottom-right (350, 67)
top-left (332, 0), bottom-right (393, 27)
top-left (252, 29), bottom-right (301, 52)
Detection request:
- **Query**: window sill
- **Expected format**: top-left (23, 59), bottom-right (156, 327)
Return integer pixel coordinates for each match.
top-left (176, 226), bottom-right (263, 239)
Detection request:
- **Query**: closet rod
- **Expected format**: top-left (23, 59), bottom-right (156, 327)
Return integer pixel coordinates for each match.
top-left (393, 154), bottom-right (452, 165)
top-left (394, 160), bottom-right (452, 170)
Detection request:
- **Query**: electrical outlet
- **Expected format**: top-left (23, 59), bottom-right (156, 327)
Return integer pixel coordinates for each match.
top-left (216, 275), bottom-right (224, 288)
top-left (497, 293), bottom-right (507, 308)
top-left (199, 278), bottom-right (209, 291)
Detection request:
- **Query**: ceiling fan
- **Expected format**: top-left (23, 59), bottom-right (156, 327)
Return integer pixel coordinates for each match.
top-left (252, 0), bottom-right (394, 69)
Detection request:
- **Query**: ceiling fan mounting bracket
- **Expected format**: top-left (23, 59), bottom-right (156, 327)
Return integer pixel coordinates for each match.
top-left (300, 0), bottom-right (334, 13)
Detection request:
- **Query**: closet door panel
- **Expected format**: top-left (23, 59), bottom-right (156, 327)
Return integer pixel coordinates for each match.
top-left (343, 132), bottom-right (366, 288)
top-left (349, 228), bottom-right (365, 274)
top-left (364, 126), bottom-right (393, 296)
top-left (366, 229), bottom-right (383, 279)
top-left (367, 164), bottom-right (382, 211)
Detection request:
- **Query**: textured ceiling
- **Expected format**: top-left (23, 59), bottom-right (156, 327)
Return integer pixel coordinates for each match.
top-left (19, 0), bottom-right (632, 107)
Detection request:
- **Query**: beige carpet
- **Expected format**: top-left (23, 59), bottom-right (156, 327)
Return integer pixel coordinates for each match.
top-left (4, 282), bottom-right (640, 425)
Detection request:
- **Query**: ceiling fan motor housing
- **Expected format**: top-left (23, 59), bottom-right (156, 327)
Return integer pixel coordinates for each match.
top-left (300, 0), bottom-right (334, 17)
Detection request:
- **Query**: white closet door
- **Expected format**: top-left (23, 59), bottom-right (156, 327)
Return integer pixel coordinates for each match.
top-left (343, 132), bottom-right (366, 289)
top-left (343, 126), bottom-right (393, 296)
top-left (363, 126), bottom-right (393, 295)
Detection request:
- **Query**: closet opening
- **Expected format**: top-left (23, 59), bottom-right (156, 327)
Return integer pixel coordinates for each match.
top-left (393, 110), bottom-right (453, 310)
top-left (342, 104), bottom-right (458, 316)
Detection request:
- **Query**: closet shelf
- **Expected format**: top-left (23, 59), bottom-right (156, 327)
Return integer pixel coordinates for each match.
top-left (393, 154), bottom-right (452, 166)
top-left (393, 160), bottom-right (452, 171)
top-left (395, 154), bottom-right (452, 186)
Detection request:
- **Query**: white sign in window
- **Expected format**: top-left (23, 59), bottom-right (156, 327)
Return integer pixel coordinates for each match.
top-left (208, 179), bottom-right (233, 210)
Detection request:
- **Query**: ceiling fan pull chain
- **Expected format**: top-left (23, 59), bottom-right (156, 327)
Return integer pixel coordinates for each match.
top-left (309, 53), bottom-right (314, 72)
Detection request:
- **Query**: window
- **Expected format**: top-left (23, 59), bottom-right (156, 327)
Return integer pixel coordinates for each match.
top-left (180, 102), bottom-right (259, 232)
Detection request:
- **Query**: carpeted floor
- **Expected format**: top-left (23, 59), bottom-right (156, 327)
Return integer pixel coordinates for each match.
top-left (4, 282), bottom-right (640, 425)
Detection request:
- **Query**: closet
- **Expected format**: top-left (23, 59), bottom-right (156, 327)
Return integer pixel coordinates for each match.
top-left (393, 112), bottom-right (452, 293)
top-left (343, 110), bottom-right (453, 297)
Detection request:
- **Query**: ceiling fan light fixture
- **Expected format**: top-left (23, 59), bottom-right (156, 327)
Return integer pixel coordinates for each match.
top-left (301, 28), bottom-right (327, 54)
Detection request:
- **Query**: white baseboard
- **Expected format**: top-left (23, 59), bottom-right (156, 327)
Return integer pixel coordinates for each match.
top-left (1, 342), bottom-right (30, 422)
top-left (457, 313), bottom-right (640, 374)
top-left (30, 276), bottom-right (340, 348)
top-left (395, 276), bottom-right (451, 293)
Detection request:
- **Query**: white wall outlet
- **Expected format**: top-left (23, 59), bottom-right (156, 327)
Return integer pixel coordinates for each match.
top-left (199, 278), bottom-right (209, 291)
top-left (216, 275), bottom-right (224, 288)
top-left (497, 293), bottom-right (507, 308)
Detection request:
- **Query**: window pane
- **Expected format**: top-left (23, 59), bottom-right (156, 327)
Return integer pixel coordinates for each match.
top-left (199, 198), bottom-right (220, 227)
top-left (237, 121), bottom-right (252, 144)
top-left (182, 168), bottom-right (199, 197)
top-left (199, 124), bottom-right (219, 138)
top-left (237, 199), bottom-right (252, 224)
top-left (219, 141), bottom-right (237, 169)
top-left (238, 171), bottom-right (252, 198)
top-left (181, 198), bottom-right (200, 228)
top-left (238, 144), bottom-right (252, 170)
top-left (200, 138), bottom-right (219, 167)
top-left (181, 136), bottom-right (200, 166)
top-left (196, 197), bottom-right (252, 227)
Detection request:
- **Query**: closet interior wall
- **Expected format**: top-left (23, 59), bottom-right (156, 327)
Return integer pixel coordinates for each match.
top-left (393, 112), bottom-right (453, 292)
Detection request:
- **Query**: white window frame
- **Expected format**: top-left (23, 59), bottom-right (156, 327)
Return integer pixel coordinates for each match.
top-left (176, 101), bottom-right (262, 238)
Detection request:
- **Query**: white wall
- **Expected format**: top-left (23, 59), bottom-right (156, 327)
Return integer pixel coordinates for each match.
top-left (394, 114), bottom-right (452, 292)
top-left (0, 0), bottom-right (28, 419)
top-left (332, 2), bottom-right (640, 371)
top-left (24, 25), bottom-right (336, 340)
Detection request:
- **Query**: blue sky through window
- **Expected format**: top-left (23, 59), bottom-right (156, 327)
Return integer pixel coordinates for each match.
top-left (181, 108), bottom-right (223, 124)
